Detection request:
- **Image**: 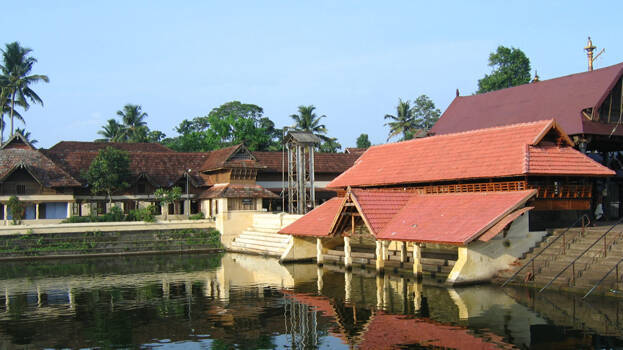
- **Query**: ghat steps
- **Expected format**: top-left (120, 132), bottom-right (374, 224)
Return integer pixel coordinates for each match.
top-left (496, 224), bottom-right (623, 294)
top-left (229, 213), bottom-right (294, 257)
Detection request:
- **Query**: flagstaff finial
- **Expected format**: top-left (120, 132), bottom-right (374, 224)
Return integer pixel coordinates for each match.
top-left (584, 36), bottom-right (604, 71)
top-left (531, 71), bottom-right (540, 83)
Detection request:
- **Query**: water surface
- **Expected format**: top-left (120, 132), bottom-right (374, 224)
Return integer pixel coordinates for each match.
top-left (1, 253), bottom-right (622, 349)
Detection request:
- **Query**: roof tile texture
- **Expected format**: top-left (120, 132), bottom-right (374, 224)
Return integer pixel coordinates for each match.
top-left (278, 197), bottom-right (343, 236)
top-left (328, 120), bottom-right (613, 189)
top-left (431, 62), bottom-right (623, 136)
top-left (0, 149), bottom-right (81, 187)
top-left (253, 151), bottom-right (360, 174)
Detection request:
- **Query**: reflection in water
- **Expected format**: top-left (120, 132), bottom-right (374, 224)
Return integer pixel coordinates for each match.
top-left (0, 253), bottom-right (622, 348)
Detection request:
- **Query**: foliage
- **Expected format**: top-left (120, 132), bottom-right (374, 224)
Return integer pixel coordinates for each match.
top-left (385, 98), bottom-right (415, 141)
top-left (385, 95), bottom-right (440, 141)
top-left (477, 46), bottom-right (531, 93)
top-left (14, 127), bottom-right (37, 145)
top-left (97, 104), bottom-right (166, 143)
top-left (7, 195), bottom-right (24, 225)
top-left (84, 147), bottom-right (132, 203)
top-left (318, 138), bottom-right (342, 153)
top-left (0, 42), bottom-right (49, 138)
top-left (127, 205), bottom-right (156, 222)
top-left (356, 133), bottom-right (371, 148)
top-left (289, 105), bottom-right (330, 141)
top-left (0, 86), bottom-right (24, 144)
top-left (188, 212), bottom-right (205, 220)
top-left (411, 95), bottom-right (441, 131)
top-left (153, 187), bottom-right (182, 220)
top-left (165, 101), bottom-right (281, 152)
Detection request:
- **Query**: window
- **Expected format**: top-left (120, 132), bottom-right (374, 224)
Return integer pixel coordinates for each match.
top-left (138, 183), bottom-right (146, 194)
top-left (16, 184), bottom-right (26, 194)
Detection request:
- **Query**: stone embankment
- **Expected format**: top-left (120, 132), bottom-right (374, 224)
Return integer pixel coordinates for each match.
top-left (0, 220), bottom-right (222, 260)
top-left (496, 224), bottom-right (623, 296)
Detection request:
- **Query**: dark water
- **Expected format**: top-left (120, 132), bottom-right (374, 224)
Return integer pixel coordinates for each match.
top-left (1, 253), bottom-right (623, 349)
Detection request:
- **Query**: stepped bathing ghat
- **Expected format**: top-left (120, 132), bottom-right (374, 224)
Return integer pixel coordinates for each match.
top-left (277, 120), bottom-right (614, 285)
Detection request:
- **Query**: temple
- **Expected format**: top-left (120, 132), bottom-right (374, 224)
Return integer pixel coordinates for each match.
top-left (279, 120), bottom-right (614, 284)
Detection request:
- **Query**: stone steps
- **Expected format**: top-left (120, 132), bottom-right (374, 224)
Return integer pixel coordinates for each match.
top-left (230, 215), bottom-right (293, 257)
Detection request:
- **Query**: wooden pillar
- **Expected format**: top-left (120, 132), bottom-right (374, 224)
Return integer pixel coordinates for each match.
top-left (35, 203), bottom-right (40, 220)
top-left (3, 204), bottom-right (7, 225)
top-left (317, 266), bottom-right (324, 293)
top-left (316, 238), bottom-right (324, 265)
top-left (376, 240), bottom-right (385, 271)
top-left (343, 236), bottom-right (352, 268)
top-left (413, 242), bottom-right (423, 279)
top-left (413, 281), bottom-right (422, 312)
top-left (400, 241), bottom-right (407, 266)
top-left (66, 202), bottom-right (72, 218)
top-left (345, 271), bottom-right (352, 303)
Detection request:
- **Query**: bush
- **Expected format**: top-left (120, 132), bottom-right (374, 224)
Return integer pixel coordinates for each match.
top-left (127, 205), bottom-right (156, 223)
top-left (188, 212), bottom-right (205, 220)
top-left (102, 206), bottom-right (125, 222)
top-left (7, 196), bottom-right (24, 225)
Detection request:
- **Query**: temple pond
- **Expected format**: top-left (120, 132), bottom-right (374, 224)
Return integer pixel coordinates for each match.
top-left (1, 253), bottom-right (622, 349)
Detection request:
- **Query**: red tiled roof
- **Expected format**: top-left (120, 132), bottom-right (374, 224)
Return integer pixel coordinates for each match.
top-left (431, 62), bottom-right (623, 136)
top-left (345, 147), bottom-right (367, 155)
top-left (0, 149), bottom-right (81, 187)
top-left (200, 144), bottom-right (258, 171)
top-left (359, 313), bottom-right (513, 350)
top-left (43, 149), bottom-right (210, 187)
top-left (253, 151), bottom-right (360, 174)
top-left (328, 120), bottom-right (613, 189)
top-left (350, 189), bottom-right (412, 234)
top-left (478, 207), bottom-right (533, 242)
top-left (375, 190), bottom-right (536, 244)
top-left (278, 197), bottom-right (344, 236)
top-left (199, 183), bottom-right (279, 199)
top-left (48, 141), bottom-right (174, 153)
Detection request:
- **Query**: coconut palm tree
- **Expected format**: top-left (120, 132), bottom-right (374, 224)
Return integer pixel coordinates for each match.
top-left (97, 119), bottom-right (126, 142)
top-left (0, 85), bottom-right (24, 144)
top-left (289, 105), bottom-right (330, 141)
top-left (0, 42), bottom-right (49, 137)
top-left (117, 104), bottom-right (148, 142)
top-left (384, 99), bottom-right (416, 141)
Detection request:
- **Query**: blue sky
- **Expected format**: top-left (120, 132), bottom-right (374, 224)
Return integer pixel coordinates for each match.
top-left (2, 1), bottom-right (623, 149)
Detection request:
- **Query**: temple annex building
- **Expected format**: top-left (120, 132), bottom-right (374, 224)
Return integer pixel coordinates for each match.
top-left (279, 120), bottom-right (614, 284)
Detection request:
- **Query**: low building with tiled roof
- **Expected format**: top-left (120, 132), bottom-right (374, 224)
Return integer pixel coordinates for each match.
top-left (0, 136), bottom-right (358, 223)
top-left (279, 120), bottom-right (614, 284)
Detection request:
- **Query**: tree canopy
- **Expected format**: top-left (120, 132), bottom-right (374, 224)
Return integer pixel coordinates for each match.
top-left (356, 133), bottom-right (371, 148)
top-left (97, 104), bottom-right (165, 143)
top-left (165, 101), bottom-right (281, 152)
top-left (477, 46), bottom-right (531, 94)
top-left (289, 105), bottom-right (341, 152)
top-left (84, 147), bottom-right (131, 203)
top-left (385, 95), bottom-right (440, 141)
top-left (0, 42), bottom-right (48, 143)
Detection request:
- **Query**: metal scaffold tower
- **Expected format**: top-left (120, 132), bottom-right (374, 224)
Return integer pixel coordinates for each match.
top-left (285, 131), bottom-right (321, 214)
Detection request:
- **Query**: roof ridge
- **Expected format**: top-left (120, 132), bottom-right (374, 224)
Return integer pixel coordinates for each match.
top-left (371, 119), bottom-right (554, 150)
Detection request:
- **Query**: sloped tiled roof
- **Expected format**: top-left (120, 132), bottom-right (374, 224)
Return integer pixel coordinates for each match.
top-left (431, 62), bottom-right (623, 136)
top-left (43, 149), bottom-right (210, 187)
top-left (48, 141), bottom-right (174, 153)
top-left (279, 197), bottom-right (344, 236)
top-left (280, 189), bottom-right (536, 244)
top-left (199, 183), bottom-right (279, 199)
top-left (0, 149), bottom-right (81, 187)
top-left (328, 120), bottom-right (613, 189)
top-left (253, 151), bottom-right (360, 173)
top-left (375, 190), bottom-right (536, 244)
top-left (200, 144), bottom-right (255, 171)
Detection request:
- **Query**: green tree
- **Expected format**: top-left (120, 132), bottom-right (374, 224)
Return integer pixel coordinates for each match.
top-left (412, 94), bottom-right (441, 131)
top-left (356, 133), bottom-right (371, 148)
top-left (289, 105), bottom-right (330, 141)
top-left (166, 101), bottom-right (281, 152)
top-left (117, 104), bottom-right (148, 142)
top-left (97, 119), bottom-right (125, 142)
top-left (0, 86), bottom-right (24, 144)
top-left (477, 46), bottom-right (531, 93)
top-left (14, 128), bottom-right (37, 145)
top-left (0, 42), bottom-right (49, 137)
top-left (384, 99), bottom-right (415, 141)
top-left (153, 186), bottom-right (182, 220)
top-left (84, 147), bottom-right (132, 204)
top-left (319, 138), bottom-right (342, 153)
top-left (6, 195), bottom-right (24, 225)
